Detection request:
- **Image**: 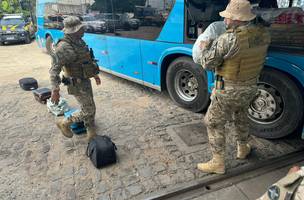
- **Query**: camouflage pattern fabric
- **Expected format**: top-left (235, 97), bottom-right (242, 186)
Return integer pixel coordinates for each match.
top-left (204, 84), bottom-right (258, 155)
top-left (199, 23), bottom-right (268, 156)
top-left (200, 27), bottom-right (239, 71)
top-left (67, 79), bottom-right (96, 128)
top-left (49, 35), bottom-right (78, 90)
top-left (49, 35), bottom-right (96, 129)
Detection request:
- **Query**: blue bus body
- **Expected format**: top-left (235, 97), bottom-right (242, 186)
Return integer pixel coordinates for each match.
top-left (36, 0), bottom-right (304, 139)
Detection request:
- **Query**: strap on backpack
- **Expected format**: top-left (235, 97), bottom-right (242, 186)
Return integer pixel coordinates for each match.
top-left (86, 144), bottom-right (94, 157)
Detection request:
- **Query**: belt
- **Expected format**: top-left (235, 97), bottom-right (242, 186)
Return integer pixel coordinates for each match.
top-left (62, 76), bottom-right (86, 86)
top-left (224, 77), bottom-right (257, 86)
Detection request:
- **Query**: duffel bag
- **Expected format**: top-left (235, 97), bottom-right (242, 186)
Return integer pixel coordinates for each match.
top-left (86, 135), bottom-right (117, 169)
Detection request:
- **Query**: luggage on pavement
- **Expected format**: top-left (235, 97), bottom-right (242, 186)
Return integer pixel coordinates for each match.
top-left (33, 88), bottom-right (51, 104)
top-left (86, 135), bottom-right (117, 169)
top-left (19, 77), bottom-right (38, 91)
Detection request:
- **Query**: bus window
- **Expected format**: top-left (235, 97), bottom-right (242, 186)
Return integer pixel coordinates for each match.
top-left (85, 0), bottom-right (175, 40)
top-left (43, 1), bottom-right (85, 30)
top-left (185, 0), bottom-right (228, 41)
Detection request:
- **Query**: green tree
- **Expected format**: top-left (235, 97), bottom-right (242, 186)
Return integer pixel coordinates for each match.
top-left (1, 0), bottom-right (22, 14)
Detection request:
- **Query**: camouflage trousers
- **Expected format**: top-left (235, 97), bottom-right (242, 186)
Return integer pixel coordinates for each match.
top-left (67, 79), bottom-right (96, 128)
top-left (204, 83), bottom-right (258, 155)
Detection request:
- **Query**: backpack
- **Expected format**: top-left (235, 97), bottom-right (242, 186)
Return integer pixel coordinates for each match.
top-left (86, 135), bottom-right (117, 169)
top-left (19, 77), bottom-right (38, 91)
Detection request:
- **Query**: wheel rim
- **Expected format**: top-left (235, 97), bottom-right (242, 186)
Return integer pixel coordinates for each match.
top-left (248, 82), bottom-right (284, 124)
top-left (174, 69), bottom-right (198, 102)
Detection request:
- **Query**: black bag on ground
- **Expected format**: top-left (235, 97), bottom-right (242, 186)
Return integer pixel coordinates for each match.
top-left (86, 135), bottom-right (117, 169)
top-left (19, 77), bottom-right (38, 91)
top-left (33, 88), bottom-right (51, 104)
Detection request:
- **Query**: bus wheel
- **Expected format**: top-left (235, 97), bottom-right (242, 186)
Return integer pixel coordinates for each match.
top-left (249, 68), bottom-right (304, 139)
top-left (46, 36), bottom-right (56, 55)
top-left (166, 56), bottom-right (209, 112)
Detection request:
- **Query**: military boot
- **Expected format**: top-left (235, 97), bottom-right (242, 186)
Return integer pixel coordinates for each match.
top-left (56, 118), bottom-right (73, 138)
top-left (237, 142), bottom-right (251, 159)
top-left (197, 154), bottom-right (225, 174)
top-left (86, 127), bottom-right (97, 142)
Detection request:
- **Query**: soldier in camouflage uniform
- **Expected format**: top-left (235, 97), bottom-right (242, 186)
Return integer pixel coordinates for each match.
top-left (197, 0), bottom-right (271, 174)
top-left (50, 16), bottom-right (101, 142)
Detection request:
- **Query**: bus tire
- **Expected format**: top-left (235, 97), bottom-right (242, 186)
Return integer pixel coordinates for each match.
top-left (46, 35), bottom-right (55, 55)
top-left (249, 68), bottom-right (304, 139)
top-left (166, 56), bottom-right (209, 112)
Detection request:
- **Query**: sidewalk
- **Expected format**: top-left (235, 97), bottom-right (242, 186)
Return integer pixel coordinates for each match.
top-left (196, 161), bottom-right (304, 200)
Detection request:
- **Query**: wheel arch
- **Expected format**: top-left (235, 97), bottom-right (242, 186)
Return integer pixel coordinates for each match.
top-left (265, 56), bottom-right (304, 93)
top-left (158, 47), bottom-right (193, 90)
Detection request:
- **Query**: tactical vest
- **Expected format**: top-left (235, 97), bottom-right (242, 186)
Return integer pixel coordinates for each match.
top-left (57, 37), bottom-right (99, 79)
top-left (216, 25), bottom-right (270, 81)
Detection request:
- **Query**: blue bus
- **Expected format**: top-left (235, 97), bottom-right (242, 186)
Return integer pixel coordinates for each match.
top-left (36, 0), bottom-right (304, 139)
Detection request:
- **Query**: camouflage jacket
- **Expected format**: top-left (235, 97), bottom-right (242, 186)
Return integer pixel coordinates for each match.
top-left (49, 35), bottom-right (86, 90)
top-left (199, 24), bottom-right (243, 71)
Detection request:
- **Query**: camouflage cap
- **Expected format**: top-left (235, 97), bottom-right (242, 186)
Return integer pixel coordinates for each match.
top-left (220, 0), bottom-right (256, 21)
top-left (62, 16), bottom-right (85, 34)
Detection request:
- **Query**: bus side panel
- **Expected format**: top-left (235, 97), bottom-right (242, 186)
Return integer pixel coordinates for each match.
top-left (140, 40), bottom-right (159, 88)
top-left (140, 42), bottom-right (190, 89)
top-left (266, 54), bottom-right (304, 87)
top-left (83, 34), bottom-right (110, 70)
top-left (157, 0), bottom-right (184, 43)
top-left (106, 36), bottom-right (142, 81)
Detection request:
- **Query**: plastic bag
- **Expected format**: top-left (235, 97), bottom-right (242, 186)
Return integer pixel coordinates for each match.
top-left (192, 21), bottom-right (226, 64)
top-left (47, 97), bottom-right (70, 116)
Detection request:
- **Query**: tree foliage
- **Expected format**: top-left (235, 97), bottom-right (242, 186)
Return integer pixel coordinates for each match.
top-left (1, 0), bottom-right (22, 14)
top-left (0, 0), bottom-right (35, 18)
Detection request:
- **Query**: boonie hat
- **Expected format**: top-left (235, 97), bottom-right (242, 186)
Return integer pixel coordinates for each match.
top-left (220, 0), bottom-right (256, 21)
top-left (63, 16), bottom-right (85, 34)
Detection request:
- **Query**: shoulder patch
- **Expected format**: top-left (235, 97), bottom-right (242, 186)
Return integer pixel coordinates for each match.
top-left (267, 185), bottom-right (280, 200)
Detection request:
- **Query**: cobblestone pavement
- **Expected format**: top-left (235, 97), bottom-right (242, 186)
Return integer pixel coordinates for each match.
top-left (0, 42), bottom-right (303, 200)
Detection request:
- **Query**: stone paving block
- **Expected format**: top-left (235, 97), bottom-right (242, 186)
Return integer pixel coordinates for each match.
top-left (126, 185), bottom-right (143, 197)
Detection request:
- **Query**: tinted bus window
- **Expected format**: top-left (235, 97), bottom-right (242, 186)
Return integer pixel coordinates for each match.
top-left (84, 0), bottom-right (175, 40)
top-left (185, 0), bottom-right (228, 40)
top-left (43, 1), bottom-right (86, 30)
top-left (42, 0), bottom-right (175, 40)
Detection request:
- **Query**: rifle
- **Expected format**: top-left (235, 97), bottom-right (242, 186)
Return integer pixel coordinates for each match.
top-left (90, 48), bottom-right (99, 63)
